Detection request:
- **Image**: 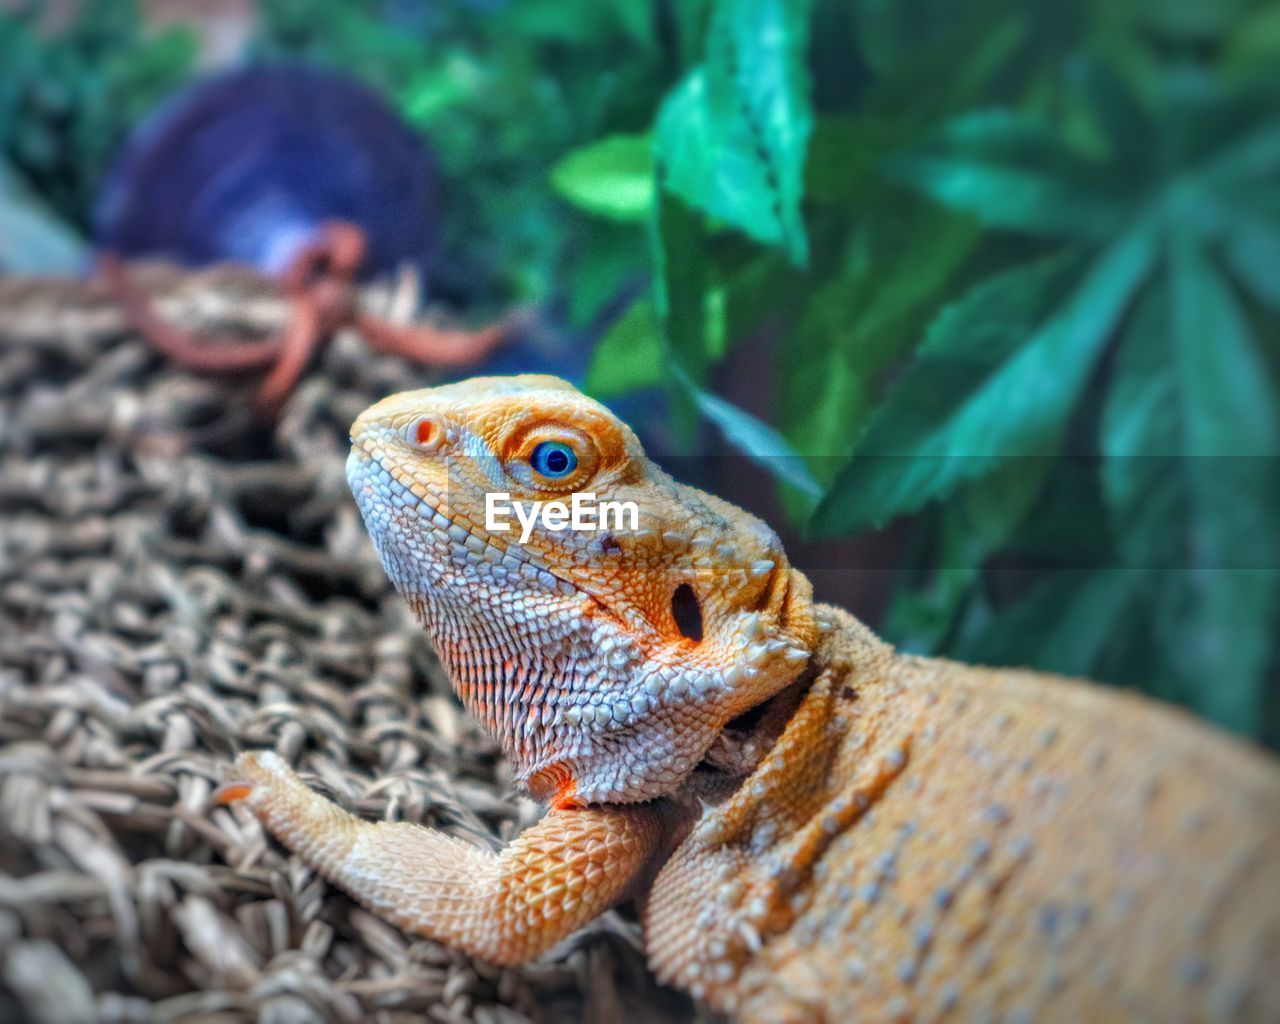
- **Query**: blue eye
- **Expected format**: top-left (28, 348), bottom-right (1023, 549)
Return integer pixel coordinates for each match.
top-left (530, 441), bottom-right (578, 478)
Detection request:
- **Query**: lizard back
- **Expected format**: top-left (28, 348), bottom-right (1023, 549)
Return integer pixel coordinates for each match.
top-left (646, 606), bottom-right (1280, 1022)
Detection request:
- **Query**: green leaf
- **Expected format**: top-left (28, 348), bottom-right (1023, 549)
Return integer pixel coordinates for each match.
top-left (851, 0), bottom-right (969, 74)
top-left (497, 0), bottom-right (637, 44)
top-left (955, 569), bottom-right (1146, 678)
top-left (958, 452), bottom-right (1055, 556)
top-left (1101, 240), bottom-right (1280, 732)
top-left (883, 561), bottom-right (980, 656)
top-left (1227, 2), bottom-right (1280, 71)
top-left (584, 298), bottom-right (664, 398)
top-left (812, 228), bottom-right (1154, 535)
top-left (1221, 203), bottom-right (1280, 312)
top-left (780, 202), bottom-right (978, 479)
top-left (884, 456), bottom-right (1052, 655)
top-left (563, 221), bottom-right (648, 329)
top-left (884, 110), bottom-right (1124, 239)
top-left (655, 0), bottom-right (815, 264)
top-left (652, 194), bottom-right (709, 441)
top-left (1201, 117), bottom-right (1280, 190)
top-left (551, 134), bottom-right (655, 222)
top-left (779, 274), bottom-right (871, 473)
top-left (806, 115), bottom-right (899, 208)
top-left (400, 55), bottom-right (484, 124)
top-left (606, 0), bottom-right (657, 49)
top-left (671, 0), bottom-right (714, 68)
top-left (671, 365), bottom-right (823, 503)
top-left (1070, 58), bottom-right (1152, 167)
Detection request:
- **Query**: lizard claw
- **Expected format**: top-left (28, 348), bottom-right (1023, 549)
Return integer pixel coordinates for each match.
top-left (213, 750), bottom-right (290, 805)
top-left (212, 778), bottom-right (255, 804)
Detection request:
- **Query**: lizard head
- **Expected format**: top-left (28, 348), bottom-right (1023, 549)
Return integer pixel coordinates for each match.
top-left (347, 375), bottom-right (818, 806)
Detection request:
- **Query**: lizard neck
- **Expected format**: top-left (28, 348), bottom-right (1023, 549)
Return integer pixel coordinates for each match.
top-left (644, 607), bottom-right (911, 1001)
top-left (692, 603), bottom-right (889, 787)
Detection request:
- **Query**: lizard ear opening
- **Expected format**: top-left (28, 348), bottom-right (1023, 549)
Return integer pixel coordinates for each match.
top-left (671, 584), bottom-right (703, 643)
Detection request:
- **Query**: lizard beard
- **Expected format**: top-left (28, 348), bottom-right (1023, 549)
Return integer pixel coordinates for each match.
top-left (402, 585), bottom-right (732, 806)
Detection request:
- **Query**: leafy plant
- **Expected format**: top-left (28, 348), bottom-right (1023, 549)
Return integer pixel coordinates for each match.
top-left (557, 0), bottom-right (1280, 738)
top-left (816, 74), bottom-right (1280, 734)
top-left (0, 1), bottom-right (195, 233)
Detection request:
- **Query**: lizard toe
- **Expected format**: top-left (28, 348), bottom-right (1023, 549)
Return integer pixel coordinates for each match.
top-left (213, 750), bottom-right (292, 804)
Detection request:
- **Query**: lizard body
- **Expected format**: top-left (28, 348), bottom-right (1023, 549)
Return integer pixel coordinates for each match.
top-left (218, 375), bottom-right (1280, 1021)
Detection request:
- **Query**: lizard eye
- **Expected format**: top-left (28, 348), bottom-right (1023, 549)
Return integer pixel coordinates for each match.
top-left (530, 441), bottom-right (578, 479)
top-left (503, 424), bottom-right (598, 492)
top-left (403, 416), bottom-right (442, 451)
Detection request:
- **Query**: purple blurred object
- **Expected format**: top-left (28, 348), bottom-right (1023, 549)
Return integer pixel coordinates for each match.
top-left (95, 64), bottom-right (437, 277)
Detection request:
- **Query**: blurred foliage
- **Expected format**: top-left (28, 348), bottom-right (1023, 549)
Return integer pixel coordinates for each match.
top-left (256, 0), bottom-right (674, 315)
top-left (2, 0), bottom-right (1278, 738)
top-left (0, 1), bottom-right (195, 232)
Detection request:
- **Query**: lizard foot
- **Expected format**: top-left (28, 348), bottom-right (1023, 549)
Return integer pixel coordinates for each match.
top-left (211, 749), bottom-right (671, 965)
top-left (212, 750), bottom-right (297, 806)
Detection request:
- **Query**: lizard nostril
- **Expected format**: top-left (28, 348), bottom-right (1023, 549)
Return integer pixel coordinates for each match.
top-left (671, 584), bottom-right (703, 643)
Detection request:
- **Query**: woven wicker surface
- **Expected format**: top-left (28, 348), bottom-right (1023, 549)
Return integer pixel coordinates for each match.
top-left (0, 272), bottom-right (695, 1024)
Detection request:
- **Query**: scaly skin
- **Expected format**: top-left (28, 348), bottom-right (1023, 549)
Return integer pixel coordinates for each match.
top-left (217, 375), bottom-right (1280, 1021)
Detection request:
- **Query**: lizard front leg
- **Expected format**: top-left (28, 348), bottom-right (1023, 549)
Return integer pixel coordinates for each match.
top-left (215, 751), bottom-right (671, 964)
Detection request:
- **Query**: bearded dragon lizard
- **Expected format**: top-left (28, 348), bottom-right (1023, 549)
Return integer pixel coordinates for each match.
top-left (216, 375), bottom-right (1280, 1021)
